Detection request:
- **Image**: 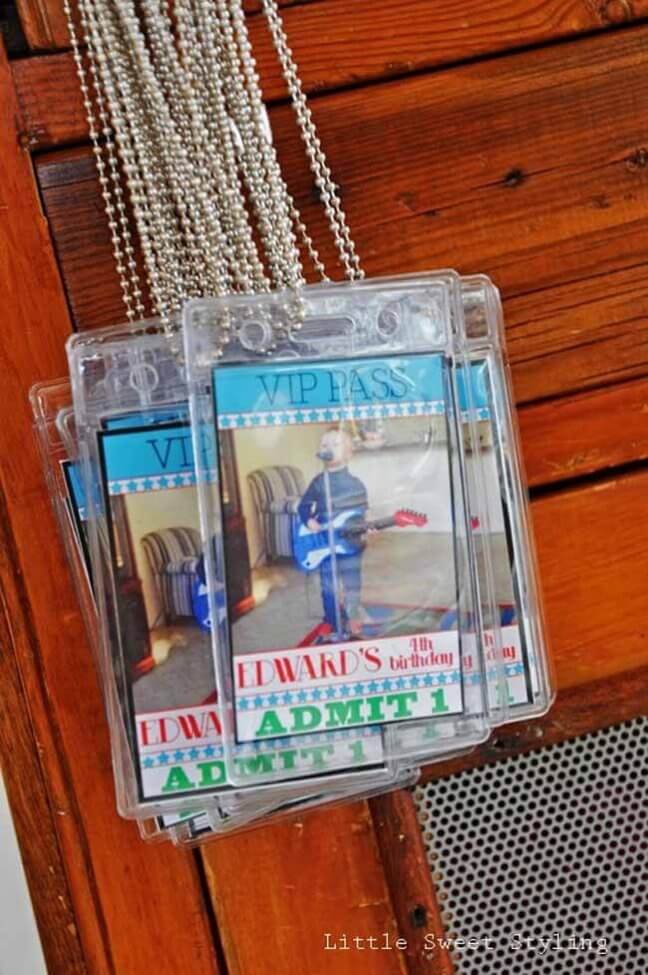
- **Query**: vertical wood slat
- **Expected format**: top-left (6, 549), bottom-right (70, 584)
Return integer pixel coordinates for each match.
top-left (1, 35), bottom-right (430, 975)
top-left (0, 39), bottom-right (222, 975)
top-left (14, 0), bottom-right (70, 50)
top-left (0, 498), bottom-right (89, 975)
top-left (371, 790), bottom-right (454, 975)
top-left (201, 801), bottom-right (410, 975)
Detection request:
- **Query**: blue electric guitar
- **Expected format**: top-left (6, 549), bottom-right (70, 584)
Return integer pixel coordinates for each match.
top-left (191, 554), bottom-right (227, 631)
top-left (293, 507), bottom-right (428, 572)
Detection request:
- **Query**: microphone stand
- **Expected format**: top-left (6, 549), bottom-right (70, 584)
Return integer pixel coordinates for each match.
top-left (320, 454), bottom-right (344, 639)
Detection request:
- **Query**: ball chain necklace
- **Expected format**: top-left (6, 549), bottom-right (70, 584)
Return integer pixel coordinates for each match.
top-left (63, 0), bottom-right (364, 344)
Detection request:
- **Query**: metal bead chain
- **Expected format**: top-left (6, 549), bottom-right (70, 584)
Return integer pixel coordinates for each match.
top-left (63, 0), bottom-right (144, 320)
top-left (228, 0), bottom-right (304, 289)
top-left (176, 0), bottom-right (264, 292)
top-left (182, 0), bottom-right (270, 292)
top-left (65, 0), bottom-right (365, 344)
top-left (83, 0), bottom-right (183, 318)
top-left (260, 0), bottom-right (364, 281)
top-left (115, 0), bottom-right (232, 298)
top-left (212, 0), bottom-right (300, 290)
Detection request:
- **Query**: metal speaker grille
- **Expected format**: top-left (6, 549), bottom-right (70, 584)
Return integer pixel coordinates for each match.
top-left (414, 718), bottom-right (647, 973)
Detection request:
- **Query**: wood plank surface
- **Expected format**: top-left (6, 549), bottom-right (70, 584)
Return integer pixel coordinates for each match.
top-left (519, 376), bottom-right (648, 487)
top-left (371, 790), bottom-right (454, 975)
top-left (0, 39), bottom-right (223, 975)
top-left (202, 802), bottom-right (408, 975)
top-left (533, 467), bottom-right (648, 690)
top-left (13, 0), bottom-right (648, 89)
top-left (0, 500), bottom-right (88, 975)
top-left (205, 464), bottom-right (648, 972)
top-left (13, 0), bottom-right (297, 52)
top-left (30, 26), bottom-right (648, 407)
top-left (4, 6), bottom-right (648, 974)
top-left (13, 4), bottom-right (648, 148)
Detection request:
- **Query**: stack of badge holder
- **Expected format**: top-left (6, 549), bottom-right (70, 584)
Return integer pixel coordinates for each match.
top-left (31, 271), bottom-right (554, 846)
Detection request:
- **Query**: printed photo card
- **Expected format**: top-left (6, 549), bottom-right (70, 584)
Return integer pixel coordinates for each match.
top-left (211, 352), bottom-right (468, 745)
top-left (96, 410), bottom-right (385, 802)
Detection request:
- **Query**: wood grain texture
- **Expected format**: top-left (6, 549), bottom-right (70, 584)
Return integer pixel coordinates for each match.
top-left (13, 0), bottom-right (648, 84)
top-left (0, 40), bottom-right (222, 975)
top-left (0, 491), bottom-right (88, 975)
top-left (202, 801), bottom-right (407, 975)
top-left (13, 0), bottom-right (300, 51)
top-left (533, 467), bottom-right (648, 690)
top-left (14, 4), bottom-right (648, 147)
top-left (4, 9), bottom-right (648, 974)
top-left (29, 25), bottom-right (648, 406)
top-left (519, 376), bottom-right (648, 487)
top-left (15, 0), bottom-right (69, 50)
top-left (198, 440), bottom-right (648, 975)
top-left (371, 790), bottom-right (454, 975)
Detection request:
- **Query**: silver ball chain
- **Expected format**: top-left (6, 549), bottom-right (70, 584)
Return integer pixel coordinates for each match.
top-left (64, 0), bottom-right (365, 340)
top-left (63, 0), bottom-right (145, 320)
top-left (260, 0), bottom-right (364, 282)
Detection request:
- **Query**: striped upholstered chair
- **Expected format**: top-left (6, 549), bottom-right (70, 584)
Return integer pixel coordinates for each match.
top-left (140, 527), bottom-right (202, 623)
top-left (247, 465), bottom-right (305, 562)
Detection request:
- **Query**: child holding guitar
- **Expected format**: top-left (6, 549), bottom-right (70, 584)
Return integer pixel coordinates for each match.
top-left (297, 427), bottom-right (368, 639)
top-left (295, 427), bottom-right (428, 639)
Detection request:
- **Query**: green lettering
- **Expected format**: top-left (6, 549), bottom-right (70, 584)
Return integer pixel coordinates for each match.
top-left (324, 698), bottom-right (364, 728)
top-left (290, 705), bottom-right (322, 732)
top-left (365, 695), bottom-right (386, 722)
top-left (431, 688), bottom-right (450, 714)
top-left (277, 748), bottom-right (298, 770)
top-left (299, 745), bottom-right (334, 768)
top-left (349, 739), bottom-right (366, 763)
top-left (160, 765), bottom-right (194, 793)
top-left (386, 691), bottom-right (418, 718)
top-left (255, 709), bottom-right (289, 737)
top-left (196, 760), bottom-right (226, 788)
top-left (234, 753), bottom-right (276, 777)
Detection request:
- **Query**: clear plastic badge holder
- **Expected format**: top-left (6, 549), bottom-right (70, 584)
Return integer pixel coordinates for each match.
top-left (30, 381), bottom-right (191, 841)
top-left (456, 276), bottom-right (554, 720)
top-left (30, 380), bottom-right (221, 838)
top-left (67, 320), bottom-right (401, 820)
top-left (184, 273), bottom-right (495, 788)
top-left (337, 273), bottom-right (509, 765)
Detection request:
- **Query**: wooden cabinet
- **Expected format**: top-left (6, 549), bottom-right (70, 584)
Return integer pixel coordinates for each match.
top-left (1, 4), bottom-right (647, 974)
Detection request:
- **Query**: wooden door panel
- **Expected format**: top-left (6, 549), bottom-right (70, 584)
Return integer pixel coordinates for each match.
top-left (3, 2), bottom-right (648, 972)
top-left (13, 0), bottom-right (648, 92)
top-left (420, 664), bottom-right (648, 784)
top-left (26, 26), bottom-right (648, 404)
top-left (519, 377), bottom-right (648, 487)
top-left (203, 803), bottom-right (410, 975)
top-left (0, 40), bottom-right (224, 975)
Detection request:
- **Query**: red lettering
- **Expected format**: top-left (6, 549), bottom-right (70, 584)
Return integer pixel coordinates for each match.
top-left (301, 656), bottom-right (317, 680)
top-left (158, 717), bottom-right (177, 745)
top-left (177, 713), bottom-right (205, 740)
top-left (361, 646), bottom-right (382, 671)
top-left (206, 709), bottom-right (222, 736)
top-left (138, 719), bottom-right (157, 747)
top-left (274, 657), bottom-right (298, 683)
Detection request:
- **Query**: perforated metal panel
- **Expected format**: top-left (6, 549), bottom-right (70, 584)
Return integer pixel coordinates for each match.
top-left (415, 718), bottom-right (647, 973)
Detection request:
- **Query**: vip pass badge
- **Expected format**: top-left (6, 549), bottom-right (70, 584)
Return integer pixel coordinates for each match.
top-left (96, 406), bottom-right (387, 802)
top-left (206, 342), bottom-right (466, 748)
